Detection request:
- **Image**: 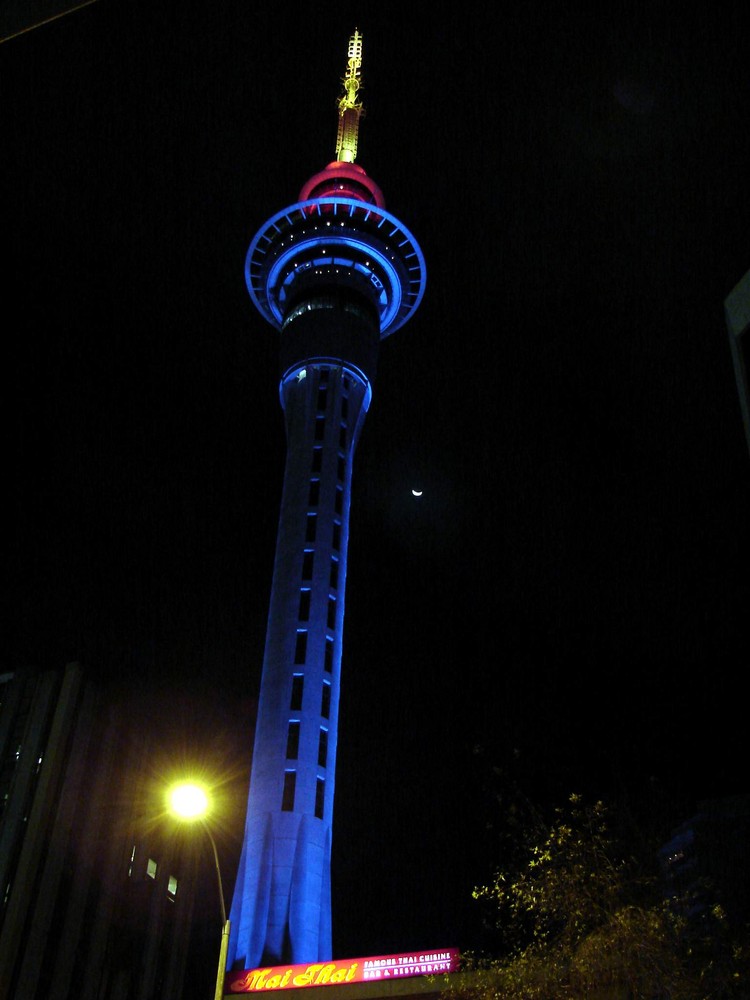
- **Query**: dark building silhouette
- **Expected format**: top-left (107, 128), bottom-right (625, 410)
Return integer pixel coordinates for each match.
top-left (725, 267), bottom-right (750, 458)
top-left (0, 662), bottom-right (209, 1000)
top-left (659, 794), bottom-right (750, 926)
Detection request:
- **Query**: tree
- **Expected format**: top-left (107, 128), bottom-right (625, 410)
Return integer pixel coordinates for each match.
top-left (444, 792), bottom-right (748, 1000)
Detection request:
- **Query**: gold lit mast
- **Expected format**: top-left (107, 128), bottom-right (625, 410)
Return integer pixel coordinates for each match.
top-left (335, 29), bottom-right (363, 163)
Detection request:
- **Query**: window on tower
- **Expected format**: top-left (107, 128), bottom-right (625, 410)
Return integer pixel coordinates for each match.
top-left (315, 777), bottom-right (325, 819)
top-left (306, 515), bottom-right (317, 542)
top-left (309, 480), bottom-right (320, 506)
top-left (321, 682), bottom-right (331, 719)
top-left (324, 637), bottom-right (333, 673)
top-left (334, 487), bottom-right (343, 515)
top-left (318, 728), bottom-right (328, 768)
top-left (302, 551), bottom-right (314, 579)
top-left (315, 416), bottom-right (325, 441)
top-left (282, 771), bottom-right (296, 812)
top-left (339, 425), bottom-right (347, 449)
top-left (332, 522), bottom-right (341, 550)
top-left (294, 631), bottom-right (307, 664)
top-left (329, 558), bottom-right (338, 589)
top-left (299, 590), bottom-right (311, 621)
top-left (317, 387), bottom-right (327, 412)
top-left (291, 674), bottom-right (304, 710)
top-left (337, 455), bottom-right (345, 481)
top-left (327, 597), bottom-right (336, 629)
top-left (312, 448), bottom-right (322, 473)
top-left (286, 721), bottom-right (300, 760)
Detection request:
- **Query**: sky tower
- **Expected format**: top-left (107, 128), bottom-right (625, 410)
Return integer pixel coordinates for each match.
top-left (227, 30), bottom-right (426, 970)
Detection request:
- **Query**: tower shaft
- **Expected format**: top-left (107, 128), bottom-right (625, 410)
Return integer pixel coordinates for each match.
top-left (229, 356), bottom-right (372, 966)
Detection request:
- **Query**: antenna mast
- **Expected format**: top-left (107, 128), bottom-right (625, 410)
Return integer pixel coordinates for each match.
top-left (335, 29), bottom-right (364, 163)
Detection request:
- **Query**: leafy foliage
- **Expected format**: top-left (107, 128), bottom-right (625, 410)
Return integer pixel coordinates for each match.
top-left (444, 793), bottom-right (749, 1000)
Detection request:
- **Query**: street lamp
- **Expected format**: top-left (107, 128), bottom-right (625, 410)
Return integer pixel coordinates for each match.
top-left (168, 782), bottom-right (230, 1000)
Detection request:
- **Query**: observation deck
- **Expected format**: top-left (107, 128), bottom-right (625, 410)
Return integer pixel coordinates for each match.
top-left (245, 195), bottom-right (426, 338)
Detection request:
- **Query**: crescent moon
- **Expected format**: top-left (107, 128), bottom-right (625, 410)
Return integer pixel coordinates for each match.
top-left (412, 489), bottom-right (423, 497)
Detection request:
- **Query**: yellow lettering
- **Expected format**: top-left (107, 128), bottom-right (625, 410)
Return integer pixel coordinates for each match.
top-left (293, 964), bottom-right (322, 987)
top-left (313, 963), bottom-right (336, 984)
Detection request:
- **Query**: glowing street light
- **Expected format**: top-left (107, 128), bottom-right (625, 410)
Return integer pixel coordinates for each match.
top-left (168, 782), bottom-right (230, 1000)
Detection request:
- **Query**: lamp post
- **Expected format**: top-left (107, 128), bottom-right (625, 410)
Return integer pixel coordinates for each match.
top-left (168, 783), bottom-right (230, 1000)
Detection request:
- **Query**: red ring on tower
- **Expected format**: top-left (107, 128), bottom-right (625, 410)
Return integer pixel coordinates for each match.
top-left (298, 161), bottom-right (385, 207)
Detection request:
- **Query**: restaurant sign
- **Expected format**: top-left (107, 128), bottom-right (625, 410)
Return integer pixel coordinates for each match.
top-left (226, 948), bottom-right (460, 993)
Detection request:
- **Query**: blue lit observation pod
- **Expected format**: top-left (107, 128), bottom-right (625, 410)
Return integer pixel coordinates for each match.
top-left (227, 30), bottom-right (426, 972)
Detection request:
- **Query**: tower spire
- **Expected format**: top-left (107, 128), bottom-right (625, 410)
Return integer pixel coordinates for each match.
top-left (335, 28), bottom-right (363, 163)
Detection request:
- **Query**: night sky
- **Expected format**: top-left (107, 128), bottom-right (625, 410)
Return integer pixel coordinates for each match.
top-left (6, 0), bottom-right (750, 968)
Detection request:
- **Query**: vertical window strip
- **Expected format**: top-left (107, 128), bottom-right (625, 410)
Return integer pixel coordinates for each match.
top-left (291, 674), bottom-right (304, 710)
top-left (306, 514), bottom-right (317, 542)
top-left (286, 720), bottom-right (300, 760)
top-left (282, 771), bottom-right (296, 812)
top-left (299, 589), bottom-right (311, 621)
top-left (302, 550), bottom-right (314, 580)
top-left (294, 630), bottom-right (307, 664)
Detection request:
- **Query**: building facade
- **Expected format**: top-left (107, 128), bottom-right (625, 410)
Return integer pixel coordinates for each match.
top-left (0, 662), bottom-right (205, 1000)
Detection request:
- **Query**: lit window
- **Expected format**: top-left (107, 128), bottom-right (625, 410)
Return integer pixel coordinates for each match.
top-left (168, 875), bottom-right (178, 898)
top-left (147, 858), bottom-right (158, 879)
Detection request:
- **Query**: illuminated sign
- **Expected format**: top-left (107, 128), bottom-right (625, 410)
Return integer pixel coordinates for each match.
top-left (226, 948), bottom-right (460, 993)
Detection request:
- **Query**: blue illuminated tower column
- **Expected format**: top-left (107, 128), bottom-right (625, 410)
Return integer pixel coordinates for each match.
top-left (226, 31), bottom-right (426, 970)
